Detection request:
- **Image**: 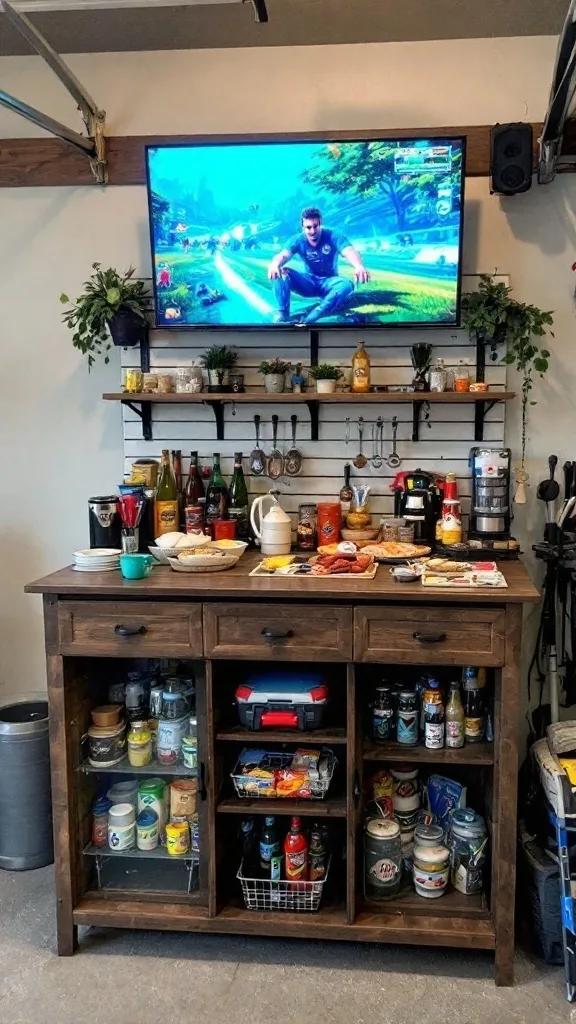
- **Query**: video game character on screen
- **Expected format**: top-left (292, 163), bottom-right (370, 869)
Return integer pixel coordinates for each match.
top-left (267, 207), bottom-right (370, 325)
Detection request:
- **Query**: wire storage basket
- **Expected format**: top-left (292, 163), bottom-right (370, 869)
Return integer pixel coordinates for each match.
top-left (231, 748), bottom-right (337, 800)
top-left (237, 857), bottom-right (331, 912)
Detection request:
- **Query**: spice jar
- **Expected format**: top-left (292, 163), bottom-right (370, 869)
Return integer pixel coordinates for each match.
top-left (364, 818), bottom-right (403, 900)
top-left (297, 503), bottom-right (317, 551)
top-left (91, 796), bottom-right (112, 848)
top-left (128, 721), bottom-right (152, 767)
top-left (413, 823), bottom-right (450, 898)
top-left (449, 808), bottom-right (487, 895)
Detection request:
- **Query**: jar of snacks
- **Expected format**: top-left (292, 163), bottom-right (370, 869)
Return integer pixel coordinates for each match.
top-left (156, 373), bottom-right (174, 394)
top-left (124, 368), bottom-right (143, 393)
top-left (454, 361), bottom-right (470, 393)
top-left (297, 503), bottom-right (317, 550)
top-left (188, 362), bottom-right (204, 393)
top-left (175, 367), bottom-right (192, 393)
top-left (142, 372), bottom-right (158, 393)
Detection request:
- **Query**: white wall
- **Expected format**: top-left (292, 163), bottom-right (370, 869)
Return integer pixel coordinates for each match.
top-left (0, 35), bottom-right (572, 699)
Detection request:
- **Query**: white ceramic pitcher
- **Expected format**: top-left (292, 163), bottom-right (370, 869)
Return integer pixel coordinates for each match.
top-left (250, 491), bottom-right (292, 556)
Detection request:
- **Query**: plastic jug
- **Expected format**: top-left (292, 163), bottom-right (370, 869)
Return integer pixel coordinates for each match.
top-left (250, 491), bottom-right (292, 556)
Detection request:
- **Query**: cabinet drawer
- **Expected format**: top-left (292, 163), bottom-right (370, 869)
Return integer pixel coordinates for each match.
top-left (355, 606), bottom-right (505, 666)
top-left (58, 601), bottom-right (203, 657)
top-left (203, 603), bottom-right (353, 661)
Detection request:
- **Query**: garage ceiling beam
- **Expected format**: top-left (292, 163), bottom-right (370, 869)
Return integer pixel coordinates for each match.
top-left (0, 0), bottom-right (106, 181)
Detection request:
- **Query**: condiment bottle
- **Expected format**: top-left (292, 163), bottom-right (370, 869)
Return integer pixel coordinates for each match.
top-left (464, 678), bottom-right (485, 743)
top-left (445, 680), bottom-right (465, 748)
top-left (284, 816), bottom-right (308, 882)
top-left (351, 340), bottom-right (370, 393)
top-left (309, 823), bottom-right (328, 882)
top-left (154, 449), bottom-right (179, 537)
top-left (441, 472), bottom-right (462, 545)
top-left (127, 721), bottom-right (153, 767)
top-left (424, 678), bottom-right (445, 749)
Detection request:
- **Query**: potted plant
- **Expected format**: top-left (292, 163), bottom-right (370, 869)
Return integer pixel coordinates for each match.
top-left (60, 264), bottom-right (150, 369)
top-left (201, 344), bottom-right (238, 392)
top-left (258, 358), bottom-right (291, 394)
top-left (410, 343), bottom-right (433, 391)
top-left (461, 274), bottom-right (553, 473)
top-left (308, 363), bottom-right (342, 394)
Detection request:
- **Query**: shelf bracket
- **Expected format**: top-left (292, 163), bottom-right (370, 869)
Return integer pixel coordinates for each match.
top-left (305, 401), bottom-right (319, 442)
top-left (139, 328), bottom-right (150, 373)
top-left (411, 399), bottom-right (430, 442)
top-left (474, 398), bottom-right (499, 442)
top-left (309, 328), bottom-right (319, 368)
top-left (123, 401), bottom-right (152, 442)
top-left (204, 400), bottom-right (225, 441)
top-left (0, 2), bottom-right (107, 184)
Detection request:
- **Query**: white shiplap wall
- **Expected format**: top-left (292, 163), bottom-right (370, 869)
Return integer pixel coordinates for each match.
top-left (120, 275), bottom-right (508, 532)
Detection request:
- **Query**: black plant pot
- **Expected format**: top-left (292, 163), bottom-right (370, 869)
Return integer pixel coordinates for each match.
top-left (108, 308), bottom-right (147, 348)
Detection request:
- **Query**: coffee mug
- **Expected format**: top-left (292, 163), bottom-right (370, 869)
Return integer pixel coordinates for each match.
top-left (120, 553), bottom-right (154, 580)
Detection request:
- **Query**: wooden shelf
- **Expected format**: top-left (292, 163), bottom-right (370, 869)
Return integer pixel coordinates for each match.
top-left (83, 843), bottom-right (198, 862)
top-left (216, 726), bottom-right (347, 745)
top-left (103, 390), bottom-right (515, 443)
top-left (358, 887), bottom-right (489, 920)
top-left (217, 796), bottom-right (347, 817)
top-left (363, 740), bottom-right (494, 765)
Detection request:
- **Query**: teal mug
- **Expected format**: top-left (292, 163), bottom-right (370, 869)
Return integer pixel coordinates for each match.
top-left (120, 553), bottom-right (154, 580)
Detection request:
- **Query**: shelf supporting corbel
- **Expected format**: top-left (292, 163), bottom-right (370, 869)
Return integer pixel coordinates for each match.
top-left (412, 399), bottom-right (430, 442)
top-left (204, 400), bottom-right (225, 441)
top-left (306, 400), bottom-right (320, 442)
top-left (122, 400), bottom-right (152, 442)
top-left (474, 398), bottom-right (499, 442)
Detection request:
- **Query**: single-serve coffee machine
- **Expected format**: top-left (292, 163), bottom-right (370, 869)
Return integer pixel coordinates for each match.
top-left (392, 469), bottom-right (444, 545)
top-left (469, 448), bottom-right (511, 539)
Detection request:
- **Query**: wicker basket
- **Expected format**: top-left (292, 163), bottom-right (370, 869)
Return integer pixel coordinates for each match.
top-left (231, 748), bottom-right (337, 800)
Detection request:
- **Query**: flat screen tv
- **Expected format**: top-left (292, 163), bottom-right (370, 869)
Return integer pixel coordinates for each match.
top-left (145, 135), bottom-right (466, 330)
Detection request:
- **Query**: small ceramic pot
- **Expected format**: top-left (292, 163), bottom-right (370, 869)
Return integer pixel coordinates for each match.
top-left (316, 379), bottom-right (337, 394)
top-left (264, 373), bottom-right (286, 393)
top-left (207, 369), bottom-right (229, 389)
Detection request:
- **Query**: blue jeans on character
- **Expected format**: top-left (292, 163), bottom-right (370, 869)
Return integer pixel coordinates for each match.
top-left (274, 268), bottom-right (354, 323)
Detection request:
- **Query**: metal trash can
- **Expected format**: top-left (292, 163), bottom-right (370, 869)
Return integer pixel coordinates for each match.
top-left (0, 699), bottom-right (53, 870)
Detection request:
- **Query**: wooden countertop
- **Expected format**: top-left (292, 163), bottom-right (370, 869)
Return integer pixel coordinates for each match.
top-left (25, 552), bottom-right (540, 604)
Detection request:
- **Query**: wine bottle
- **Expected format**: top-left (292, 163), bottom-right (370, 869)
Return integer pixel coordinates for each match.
top-left (205, 453), bottom-right (229, 525)
top-left (171, 449), bottom-right (184, 529)
top-left (228, 452), bottom-right (250, 540)
top-left (154, 449), bottom-right (179, 536)
top-left (185, 451), bottom-right (205, 507)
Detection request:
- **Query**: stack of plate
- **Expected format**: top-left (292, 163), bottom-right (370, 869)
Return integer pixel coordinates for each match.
top-left (73, 549), bottom-right (121, 573)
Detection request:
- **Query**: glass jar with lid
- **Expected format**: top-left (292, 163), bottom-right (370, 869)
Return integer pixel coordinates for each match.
top-left (413, 823), bottom-right (450, 898)
top-left (364, 818), bottom-right (403, 900)
top-left (448, 808), bottom-right (487, 895)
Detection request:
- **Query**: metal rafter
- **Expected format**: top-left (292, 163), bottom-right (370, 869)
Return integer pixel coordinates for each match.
top-left (0, 0), bottom-right (106, 182)
top-left (539, 0), bottom-right (576, 183)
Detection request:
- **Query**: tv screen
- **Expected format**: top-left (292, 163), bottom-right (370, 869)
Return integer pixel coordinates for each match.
top-left (145, 136), bottom-right (465, 329)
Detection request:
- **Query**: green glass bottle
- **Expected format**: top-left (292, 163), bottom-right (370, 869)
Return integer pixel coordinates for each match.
top-left (205, 453), bottom-right (229, 525)
top-left (228, 452), bottom-right (249, 540)
top-left (154, 449), bottom-right (179, 537)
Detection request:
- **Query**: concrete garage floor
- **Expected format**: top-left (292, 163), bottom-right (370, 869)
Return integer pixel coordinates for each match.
top-left (0, 867), bottom-right (571, 1024)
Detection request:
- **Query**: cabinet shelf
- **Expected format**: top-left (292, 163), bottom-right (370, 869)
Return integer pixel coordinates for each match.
top-left (79, 757), bottom-right (197, 777)
top-left (83, 843), bottom-right (198, 862)
top-left (363, 740), bottom-right (494, 765)
top-left (216, 726), bottom-right (347, 745)
top-left (217, 796), bottom-right (347, 817)
top-left (103, 390), bottom-right (515, 443)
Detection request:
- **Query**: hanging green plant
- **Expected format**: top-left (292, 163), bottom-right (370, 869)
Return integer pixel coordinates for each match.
top-left (60, 263), bottom-right (150, 370)
top-left (461, 274), bottom-right (554, 469)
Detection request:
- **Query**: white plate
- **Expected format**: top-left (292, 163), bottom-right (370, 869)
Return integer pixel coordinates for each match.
top-left (74, 548), bottom-right (121, 558)
top-left (73, 565), bottom-right (119, 573)
top-left (74, 556), bottom-right (119, 564)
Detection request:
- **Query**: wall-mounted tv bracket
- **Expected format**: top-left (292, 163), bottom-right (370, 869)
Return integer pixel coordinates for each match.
top-left (0, 1), bottom-right (107, 183)
top-left (473, 330), bottom-right (504, 441)
top-left (539, 0), bottom-right (576, 184)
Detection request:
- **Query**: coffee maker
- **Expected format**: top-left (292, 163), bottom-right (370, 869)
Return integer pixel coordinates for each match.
top-left (392, 469), bottom-right (444, 545)
top-left (469, 448), bottom-right (512, 539)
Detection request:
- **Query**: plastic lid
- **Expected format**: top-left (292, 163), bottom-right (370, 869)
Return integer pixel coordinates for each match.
top-left (92, 796), bottom-right (112, 815)
top-left (108, 802), bottom-right (135, 818)
top-left (414, 823), bottom-right (444, 844)
top-left (366, 818), bottom-right (400, 839)
top-left (450, 808), bottom-right (486, 838)
top-left (137, 808), bottom-right (159, 828)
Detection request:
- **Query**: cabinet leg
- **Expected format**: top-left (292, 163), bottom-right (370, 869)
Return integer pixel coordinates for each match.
top-left (494, 945), bottom-right (515, 987)
top-left (56, 916), bottom-right (78, 957)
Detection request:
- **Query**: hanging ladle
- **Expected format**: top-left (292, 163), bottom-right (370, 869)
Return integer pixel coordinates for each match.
top-left (354, 416), bottom-right (367, 469)
top-left (386, 416), bottom-right (401, 469)
top-left (371, 417), bottom-right (383, 469)
top-left (284, 414), bottom-right (302, 476)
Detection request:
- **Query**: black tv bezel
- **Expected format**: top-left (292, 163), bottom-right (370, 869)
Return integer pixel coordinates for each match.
top-left (144, 132), bottom-right (467, 332)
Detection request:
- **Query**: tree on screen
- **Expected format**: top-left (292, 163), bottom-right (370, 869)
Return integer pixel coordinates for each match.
top-left (304, 141), bottom-right (461, 232)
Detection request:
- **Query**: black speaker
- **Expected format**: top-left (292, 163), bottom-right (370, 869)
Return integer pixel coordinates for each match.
top-left (490, 123), bottom-right (533, 196)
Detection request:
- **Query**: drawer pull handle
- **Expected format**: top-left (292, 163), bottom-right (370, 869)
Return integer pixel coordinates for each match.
top-left (413, 631), bottom-right (447, 645)
top-left (261, 626), bottom-right (293, 642)
top-left (114, 624), bottom-right (147, 637)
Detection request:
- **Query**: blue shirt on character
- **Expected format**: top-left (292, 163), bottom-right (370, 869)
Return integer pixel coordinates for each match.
top-left (284, 228), bottom-right (351, 278)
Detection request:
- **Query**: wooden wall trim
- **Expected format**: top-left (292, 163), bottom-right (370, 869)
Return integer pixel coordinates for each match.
top-left (0, 122), bottom-right (565, 187)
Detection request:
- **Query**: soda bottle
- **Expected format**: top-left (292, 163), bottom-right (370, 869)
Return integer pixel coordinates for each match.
top-left (284, 816), bottom-right (308, 883)
top-left (259, 816), bottom-right (280, 877)
top-left (445, 680), bottom-right (465, 748)
top-left (424, 678), bottom-right (445, 749)
top-left (464, 684), bottom-right (485, 743)
top-left (309, 823), bottom-right (328, 882)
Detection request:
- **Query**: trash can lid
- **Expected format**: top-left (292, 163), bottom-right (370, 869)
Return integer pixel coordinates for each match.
top-left (0, 700), bottom-right (48, 735)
